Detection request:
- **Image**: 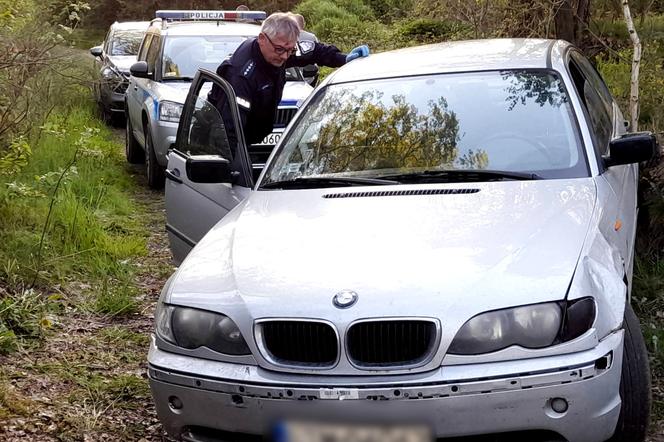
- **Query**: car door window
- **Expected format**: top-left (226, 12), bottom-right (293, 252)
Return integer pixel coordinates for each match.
top-left (568, 53), bottom-right (613, 156)
top-left (103, 30), bottom-right (112, 54)
top-left (137, 34), bottom-right (152, 61)
top-left (571, 52), bottom-right (614, 116)
top-left (183, 86), bottom-right (234, 161)
top-left (146, 36), bottom-right (161, 76)
top-left (176, 74), bottom-right (252, 188)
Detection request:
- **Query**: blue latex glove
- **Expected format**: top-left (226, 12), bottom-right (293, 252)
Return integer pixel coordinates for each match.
top-left (346, 45), bottom-right (370, 62)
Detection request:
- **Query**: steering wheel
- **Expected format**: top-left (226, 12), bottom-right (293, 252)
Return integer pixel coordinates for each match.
top-left (478, 132), bottom-right (553, 167)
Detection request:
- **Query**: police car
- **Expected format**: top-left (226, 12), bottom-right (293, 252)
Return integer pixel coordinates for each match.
top-left (125, 10), bottom-right (313, 189)
top-left (90, 21), bottom-right (149, 122)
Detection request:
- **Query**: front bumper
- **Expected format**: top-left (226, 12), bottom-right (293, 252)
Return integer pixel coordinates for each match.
top-left (148, 330), bottom-right (623, 441)
top-left (100, 85), bottom-right (125, 114)
top-left (151, 120), bottom-right (178, 167)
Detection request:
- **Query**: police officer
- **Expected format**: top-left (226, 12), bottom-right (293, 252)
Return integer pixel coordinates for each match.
top-left (290, 13), bottom-right (320, 86)
top-left (209, 12), bottom-right (369, 152)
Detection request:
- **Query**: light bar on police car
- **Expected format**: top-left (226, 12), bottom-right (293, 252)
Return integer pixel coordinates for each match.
top-left (155, 10), bottom-right (266, 21)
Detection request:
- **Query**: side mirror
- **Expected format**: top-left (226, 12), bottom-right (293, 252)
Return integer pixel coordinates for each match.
top-left (130, 61), bottom-right (150, 78)
top-left (604, 132), bottom-right (658, 167)
top-left (186, 155), bottom-right (232, 183)
top-left (302, 65), bottom-right (319, 87)
top-left (90, 46), bottom-right (103, 58)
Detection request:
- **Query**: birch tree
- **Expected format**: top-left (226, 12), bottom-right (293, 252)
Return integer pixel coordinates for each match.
top-left (622, 0), bottom-right (641, 131)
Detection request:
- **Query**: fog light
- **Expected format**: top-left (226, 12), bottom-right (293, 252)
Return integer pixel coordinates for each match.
top-left (168, 395), bottom-right (183, 410)
top-left (551, 397), bottom-right (568, 413)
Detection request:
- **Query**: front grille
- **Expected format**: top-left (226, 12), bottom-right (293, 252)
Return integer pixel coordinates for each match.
top-left (260, 320), bottom-right (338, 367)
top-left (274, 107), bottom-right (297, 128)
top-left (347, 320), bottom-right (437, 367)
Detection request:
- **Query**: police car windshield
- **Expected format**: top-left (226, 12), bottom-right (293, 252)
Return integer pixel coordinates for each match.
top-left (286, 67), bottom-right (304, 82)
top-left (162, 36), bottom-right (246, 79)
top-left (110, 31), bottom-right (144, 56)
top-left (261, 70), bottom-right (588, 187)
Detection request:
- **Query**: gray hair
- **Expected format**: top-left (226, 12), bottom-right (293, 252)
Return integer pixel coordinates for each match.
top-left (261, 12), bottom-right (300, 42)
top-left (291, 13), bottom-right (305, 30)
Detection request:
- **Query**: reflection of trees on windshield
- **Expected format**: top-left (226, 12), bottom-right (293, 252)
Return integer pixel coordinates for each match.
top-left (110, 33), bottom-right (143, 56)
top-left (304, 89), bottom-right (488, 174)
top-left (502, 71), bottom-right (568, 111)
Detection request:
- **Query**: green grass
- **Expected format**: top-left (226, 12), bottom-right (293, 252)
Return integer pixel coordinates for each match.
top-left (89, 279), bottom-right (139, 317)
top-left (0, 62), bottom-right (149, 349)
top-left (0, 107), bottom-right (146, 289)
top-left (97, 326), bottom-right (149, 346)
top-left (634, 256), bottom-right (664, 361)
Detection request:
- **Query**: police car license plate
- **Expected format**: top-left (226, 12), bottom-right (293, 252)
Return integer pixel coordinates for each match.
top-left (256, 131), bottom-right (282, 146)
top-left (277, 421), bottom-right (431, 442)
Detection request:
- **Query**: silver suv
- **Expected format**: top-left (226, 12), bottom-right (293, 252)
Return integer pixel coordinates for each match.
top-left (125, 10), bottom-right (313, 188)
top-left (90, 21), bottom-right (149, 123)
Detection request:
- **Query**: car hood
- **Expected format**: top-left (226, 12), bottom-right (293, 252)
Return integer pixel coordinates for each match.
top-left (171, 179), bottom-right (597, 323)
top-left (154, 81), bottom-right (193, 105)
top-left (282, 80), bottom-right (314, 103)
top-left (108, 55), bottom-right (138, 75)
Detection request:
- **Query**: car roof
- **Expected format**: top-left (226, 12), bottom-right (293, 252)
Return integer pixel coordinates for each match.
top-left (329, 39), bottom-right (572, 84)
top-left (149, 21), bottom-right (261, 37)
top-left (110, 21), bottom-right (150, 31)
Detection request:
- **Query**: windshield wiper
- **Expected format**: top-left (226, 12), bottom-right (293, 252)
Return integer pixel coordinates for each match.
top-left (260, 176), bottom-right (399, 190)
top-left (379, 169), bottom-right (541, 183)
top-left (162, 76), bottom-right (195, 82)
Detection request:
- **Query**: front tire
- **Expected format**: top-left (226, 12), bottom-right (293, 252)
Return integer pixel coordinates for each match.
top-left (145, 128), bottom-right (165, 189)
top-left (609, 303), bottom-right (651, 442)
top-left (125, 113), bottom-right (144, 164)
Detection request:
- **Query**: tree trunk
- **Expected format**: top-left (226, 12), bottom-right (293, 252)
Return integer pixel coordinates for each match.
top-left (622, 0), bottom-right (641, 130)
top-left (554, 0), bottom-right (591, 48)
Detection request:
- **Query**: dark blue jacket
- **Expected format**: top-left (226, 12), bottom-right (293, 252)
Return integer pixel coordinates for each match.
top-left (210, 38), bottom-right (346, 146)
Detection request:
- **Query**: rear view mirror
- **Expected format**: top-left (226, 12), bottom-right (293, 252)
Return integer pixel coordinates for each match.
top-left (130, 61), bottom-right (150, 78)
top-left (604, 132), bottom-right (658, 167)
top-left (90, 46), bottom-right (103, 58)
top-left (186, 155), bottom-right (232, 183)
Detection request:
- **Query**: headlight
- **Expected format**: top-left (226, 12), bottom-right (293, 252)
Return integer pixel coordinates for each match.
top-left (448, 298), bottom-right (595, 355)
top-left (155, 304), bottom-right (250, 355)
top-left (159, 101), bottom-right (183, 123)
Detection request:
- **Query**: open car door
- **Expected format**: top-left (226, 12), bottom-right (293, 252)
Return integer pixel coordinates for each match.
top-left (165, 69), bottom-right (253, 265)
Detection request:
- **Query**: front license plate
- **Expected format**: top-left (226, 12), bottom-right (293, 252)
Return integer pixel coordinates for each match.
top-left (319, 388), bottom-right (359, 400)
top-left (277, 421), bottom-right (432, 442)
top-left (255, 131), bottom-right (282, 146)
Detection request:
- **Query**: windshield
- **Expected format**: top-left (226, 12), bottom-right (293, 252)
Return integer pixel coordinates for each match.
top-left (162, 36), bottom-right (247, 79)
top-left (286, 67), bottom-right (304, 82)
top-left (109, 30), bottom-right (144, 56)
top-left (261, 70), bottom-right (587, 187)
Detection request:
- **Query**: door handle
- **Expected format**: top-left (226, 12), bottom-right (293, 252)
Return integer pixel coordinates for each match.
top-left (133, 85), bottom-right (138, 91)
top-left (165, 169), bottom-right (183, 184)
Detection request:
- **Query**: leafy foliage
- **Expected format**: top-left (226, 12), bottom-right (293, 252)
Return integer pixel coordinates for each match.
top-left (0, 138), bottom-right (32, 177)
top-left (0, 288), bottom-right (57, 353)
top-left (398, 18), bottom-right (467, 42)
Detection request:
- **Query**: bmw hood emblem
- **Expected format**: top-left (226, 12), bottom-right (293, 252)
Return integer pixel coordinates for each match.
top-left (333, 290), bottom-right (358, 308)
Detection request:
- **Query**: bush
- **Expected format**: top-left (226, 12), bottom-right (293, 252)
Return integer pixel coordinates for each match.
top-left (398, 18), bottom-right (466, 43)
top-left (0, 0), bottom-right (91, 178)
top-left (365, 0), bottom-right (412, 22)
top-left (596, 44), bottom-right (664, 132)
top-left (296, 0), bottom-right (375, 24)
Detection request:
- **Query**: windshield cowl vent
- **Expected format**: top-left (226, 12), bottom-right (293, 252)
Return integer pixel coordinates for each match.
top-left (322, 188), bottom-right (480, 199)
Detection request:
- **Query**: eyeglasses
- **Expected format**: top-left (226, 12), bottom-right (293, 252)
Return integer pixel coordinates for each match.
top-left (263, 33), bottom-right (297, 56)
